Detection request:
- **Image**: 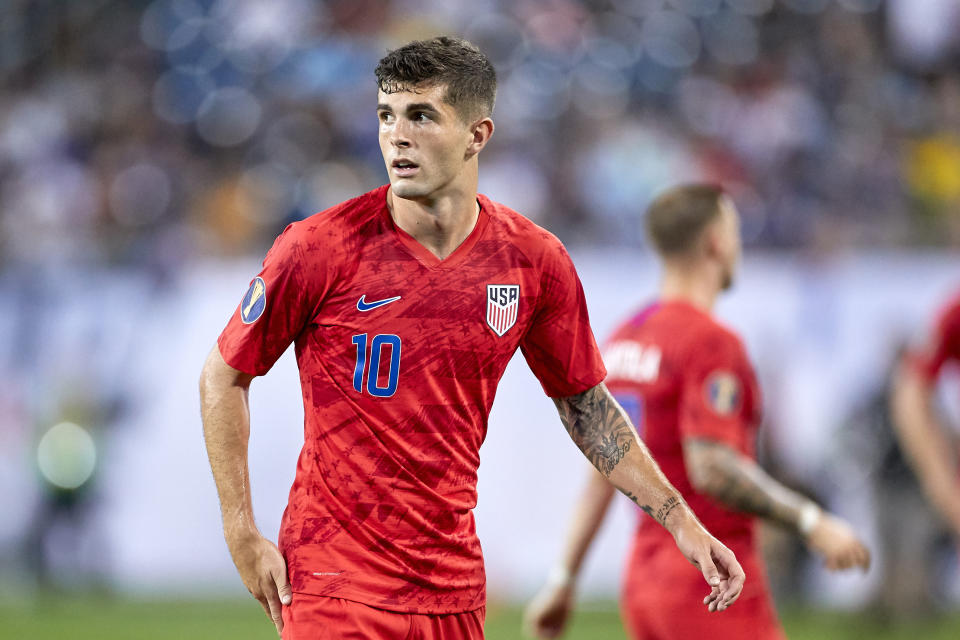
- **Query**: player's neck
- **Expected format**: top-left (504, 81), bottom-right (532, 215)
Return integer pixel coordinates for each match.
top-left (659, 265), bottom-right (721, 312)
top-left (387, 182), bottom-right (480, 261)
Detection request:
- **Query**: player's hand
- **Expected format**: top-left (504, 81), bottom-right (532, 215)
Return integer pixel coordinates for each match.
top-left (226, 530), bottom-right (292, 635)
top-left (804, 513), bottom-right (871, 571)
top-left (523, 579), bottom-right (574, 639)
top-left (672, 515), bottom-right (745, 611)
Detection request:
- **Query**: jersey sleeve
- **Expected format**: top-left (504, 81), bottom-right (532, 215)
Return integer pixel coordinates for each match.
top-left (679, 329), bottom-right (751, 448)
top-left (905, 298), bottom-right (960, 383)
top-left (520, 242), bottom-right (606, 398)
top-left (217, 223), bottom-right (324, 376)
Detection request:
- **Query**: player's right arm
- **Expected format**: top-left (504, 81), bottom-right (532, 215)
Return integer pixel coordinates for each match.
top-left (683, 438), bottom-right (871, 571)
top-left (891, 306), bottom-right (960, 538)
top-left (199, 346), bottom-right (292, 634)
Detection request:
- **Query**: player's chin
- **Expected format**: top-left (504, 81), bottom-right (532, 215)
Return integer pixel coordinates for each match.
top-left (390, 179), bottom-right (431, 200)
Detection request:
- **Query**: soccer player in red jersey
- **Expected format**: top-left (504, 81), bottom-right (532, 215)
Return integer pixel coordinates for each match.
top-left (892, 292), bottom-right (960, 542)
top-left (524, 184), bottom-right (871, 640)
top-left (198, 39), bottom-right (745, 639)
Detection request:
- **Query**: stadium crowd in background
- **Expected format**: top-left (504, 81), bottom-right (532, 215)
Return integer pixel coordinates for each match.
top-left (1, 0), bottom-right (959, 276)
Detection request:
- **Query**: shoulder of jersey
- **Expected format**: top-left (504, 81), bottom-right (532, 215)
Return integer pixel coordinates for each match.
top-left (481, 193), bottom-right (566, 257)
top-left (693, 316), bottom-right (749, 365)
top-left (284, 185), bottom-right (388, 242)
top-left (656, 305), bottom-right (743, 355)
top-left (695, 311), bottom-right (742, 342)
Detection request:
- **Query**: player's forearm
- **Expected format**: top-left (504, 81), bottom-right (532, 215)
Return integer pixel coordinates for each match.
top-left (684, 438), bottom-right (813, 533)
top-left (892, 373), bottom-right (960, 530)
top-left (553, 468), bottom-right (617, 581)
top-left (199, 349), bottom-right (259, 543)
top-left (554, 383), bottom-right (694, 536)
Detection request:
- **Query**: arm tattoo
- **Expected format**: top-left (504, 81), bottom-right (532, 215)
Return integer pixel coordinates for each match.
top-left (623, 492), bottom-right (682, 527)
top-left (649, 496), bottom-right (682, 525)
top-left (553, 383), bottom-right (634, 476)
top-left (686, 438), bottom-right (805, 530)
top-left (556, 384), bottom-right (687, 528)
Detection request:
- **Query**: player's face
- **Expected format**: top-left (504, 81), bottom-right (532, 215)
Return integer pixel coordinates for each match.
top-left (377, 84), bottom-right (479, 201)
top-left (715, 196), bottom-right (742, 290)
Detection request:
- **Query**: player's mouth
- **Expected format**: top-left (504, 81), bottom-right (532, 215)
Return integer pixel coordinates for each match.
top-left (392, 158), bottom-right (420, 178)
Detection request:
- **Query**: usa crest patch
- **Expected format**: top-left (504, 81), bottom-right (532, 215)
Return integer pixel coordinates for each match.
top-left (240, 277), bottom-right (267, 324)
top-left (486, 284), bottom-right (519, 336)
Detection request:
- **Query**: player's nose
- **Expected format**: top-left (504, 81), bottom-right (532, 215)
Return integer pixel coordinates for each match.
top-left (390, 119), bottom-right (412, 148)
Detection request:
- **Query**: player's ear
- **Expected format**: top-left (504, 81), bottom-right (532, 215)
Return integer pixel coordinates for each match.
top-left (465, 117), bottom-right (494, 157)
top-left (703, 218), bottom-right (724, 259)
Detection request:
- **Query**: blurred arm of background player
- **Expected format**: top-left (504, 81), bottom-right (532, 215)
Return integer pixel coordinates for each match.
top-left (524, 432), bottom-right (870, 639)
top-left (891, 359), bottom-right (960, 539)
top-left (682, 438), bottom-right (871, 570)
top-left (199, 347), bottom-right (291, 635)
top-left (549, 383), bottom-right (746, 616)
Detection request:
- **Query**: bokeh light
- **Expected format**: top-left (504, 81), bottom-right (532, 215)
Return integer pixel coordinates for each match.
top-left (36, 423), bottom-right (97, 491)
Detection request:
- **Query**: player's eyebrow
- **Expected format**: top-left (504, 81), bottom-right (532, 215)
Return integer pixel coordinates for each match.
top-left (403, 102), bottom-right (439, 114)
top-left (377, 102), bottom-right (442, 116)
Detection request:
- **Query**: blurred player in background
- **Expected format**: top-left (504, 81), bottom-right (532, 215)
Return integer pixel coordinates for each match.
top-left (525, 184), bottom-right (870, 640)
top-left (892, 293), bottom-right (960, 545)
top-left (199, 39), bottom-right (744, 640)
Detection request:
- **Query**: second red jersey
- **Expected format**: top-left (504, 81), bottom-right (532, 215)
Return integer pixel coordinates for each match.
top-left (603, 300), bottom-right (762, 546)
top-left (217, 185), bottom-right (606, 614)
top-left (906, 290), bottom-right (960, 385)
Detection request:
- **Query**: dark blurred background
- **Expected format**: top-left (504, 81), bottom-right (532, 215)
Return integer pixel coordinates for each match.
top-left (1, 1), bottom-right (959, 637)
top-left (1, 0), bottom-right (958, 267)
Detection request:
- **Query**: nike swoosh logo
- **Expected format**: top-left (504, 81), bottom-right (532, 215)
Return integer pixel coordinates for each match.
top-left (357, 295), bottom-right (402, 311)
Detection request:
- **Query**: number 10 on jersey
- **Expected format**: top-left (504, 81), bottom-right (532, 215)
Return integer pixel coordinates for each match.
top-left (351, 333), bottom-right (402, 397)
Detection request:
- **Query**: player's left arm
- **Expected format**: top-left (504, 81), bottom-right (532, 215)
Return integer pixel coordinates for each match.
top-left (683, 438), bottom-right (871, 571)
top-left (553, 382), bottom-right (745, 611)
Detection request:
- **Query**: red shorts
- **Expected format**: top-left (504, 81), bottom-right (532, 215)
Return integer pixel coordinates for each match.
top-left (621, 538), bottom-right (786, 640)
top-left (281, 593), bottom-right (485, 640)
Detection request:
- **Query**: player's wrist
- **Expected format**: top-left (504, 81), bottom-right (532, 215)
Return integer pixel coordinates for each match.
top-left (664, 503), bottom-right (698, 538)
top-left (796, 502), bottom-right (822, 538)
top-left (223, 518), bottom-right (262, 548)
top-left (545, 565), bottom-right (575, 589)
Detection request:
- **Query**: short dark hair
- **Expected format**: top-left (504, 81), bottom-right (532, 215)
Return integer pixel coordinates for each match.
top-left (375, 36), bottom-right (497, 120)
top-left (645, 184), bottom-right (726, 256)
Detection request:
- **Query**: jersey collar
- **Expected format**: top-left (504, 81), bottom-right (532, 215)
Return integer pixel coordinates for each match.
top-left (380, 187), bottom-right (490, 270)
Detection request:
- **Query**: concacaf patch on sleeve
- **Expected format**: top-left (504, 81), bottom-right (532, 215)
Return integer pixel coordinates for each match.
top-left (703, 370), bottom-right (741, 416)
top-left (240, 277), bottom-right (267, 324)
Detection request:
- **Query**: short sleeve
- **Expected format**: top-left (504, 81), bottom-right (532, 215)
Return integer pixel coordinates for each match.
top-left (905, 298), bottom-right (960, 383)
top-left (679, 330), bottom-right (751, 448)
top-left (217, 224), bottom-right (322, 376)
top-left (520, 242), bottom-right (606, 398)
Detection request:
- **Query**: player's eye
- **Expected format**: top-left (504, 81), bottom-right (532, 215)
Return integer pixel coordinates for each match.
top-left (413, 112), bottom-right (430, 122)
top-left (378, 111), bottom-right (393, 123)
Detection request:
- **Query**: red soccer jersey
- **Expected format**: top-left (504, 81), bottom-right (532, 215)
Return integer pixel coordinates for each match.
top-left (906, 292), bottom-right (960, 384)
top-left (603, 300), bottom-right (761, 547)
top-left (217, 185), bottom-right (606, 614)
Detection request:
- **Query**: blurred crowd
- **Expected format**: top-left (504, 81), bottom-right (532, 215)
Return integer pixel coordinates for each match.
top-left (1, 0), bottom-right (959, 276)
